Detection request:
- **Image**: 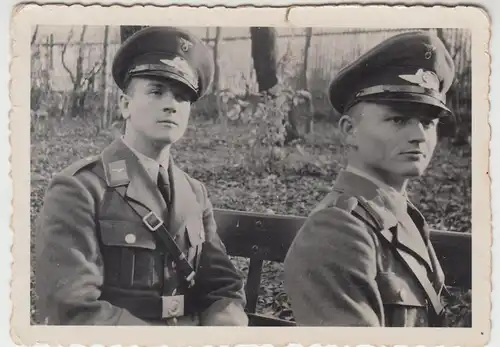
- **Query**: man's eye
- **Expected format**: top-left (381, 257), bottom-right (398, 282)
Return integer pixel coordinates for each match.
top-left (421, 118), bottom-right (438, 128)
top-left (389, 117), bottom-right (407, 125)
top-left (149, 89), bottom-right (162, 95)
top-left (173, 91), bottom-right (190, 102)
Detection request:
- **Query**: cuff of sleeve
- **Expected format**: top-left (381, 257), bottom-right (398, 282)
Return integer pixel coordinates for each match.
top-left (115, 309), bottom-right (151, 326)
top-left (200, 299), bottom-right (248, 326)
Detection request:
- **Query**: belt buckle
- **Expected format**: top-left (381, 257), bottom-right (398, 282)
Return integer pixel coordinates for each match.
top-left (162, 295), bottom-right (184, 319)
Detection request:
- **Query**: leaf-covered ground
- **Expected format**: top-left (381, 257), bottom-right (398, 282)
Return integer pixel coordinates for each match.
top-left (30, 117), bottom-right (471, 325)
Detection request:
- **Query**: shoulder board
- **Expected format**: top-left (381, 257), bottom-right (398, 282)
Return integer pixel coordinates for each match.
top-left (311, 189), bottom-right (358, 215)
top-left (61, 155), bottom-right (100, 176)
top-left (353, 197), bottom-right (385, 231)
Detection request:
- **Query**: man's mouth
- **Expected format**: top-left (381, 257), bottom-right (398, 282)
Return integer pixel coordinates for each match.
top-left (401, 150), bottom-right (425, 157)
top-left (158, 120), bottom-right (178, 126)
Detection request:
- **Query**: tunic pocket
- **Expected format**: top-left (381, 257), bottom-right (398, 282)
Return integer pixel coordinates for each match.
top-left (376, 271), bottom-right (428, 327)
top-left (98, 220), bottom-right (162, 290)
top-left (99, 220), bottom-right (156, 249)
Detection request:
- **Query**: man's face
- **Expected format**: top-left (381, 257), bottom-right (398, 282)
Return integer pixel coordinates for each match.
top-left (346, 101), bottom-right (441, 180)
top-left (120, 76), bottom-right (192, 145)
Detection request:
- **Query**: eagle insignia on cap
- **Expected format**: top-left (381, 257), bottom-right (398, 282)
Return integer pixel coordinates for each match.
top-left (179, 37), bottom-right (193, 52)
top-left (399, 68), bottom-right (440, 91)
top-left (160, 56), bottom-right (198, 88)
top-left (423, 43), bottom-right (436, 60)
top-left (161, 57), bottom-right (194, 76)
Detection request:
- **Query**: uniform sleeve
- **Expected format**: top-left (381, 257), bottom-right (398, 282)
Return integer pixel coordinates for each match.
top-left (284, 207), bottom-right (384, 326)
top-left (192, 184), bottom-right (248, 326)
top-left (35, 174), bottom-right (148, 326)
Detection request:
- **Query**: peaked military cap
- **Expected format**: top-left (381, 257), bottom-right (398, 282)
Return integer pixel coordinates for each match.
top-left (112, 26), bottom-right (214, 101)
top-left (328, 31), bottom-right (455, 116)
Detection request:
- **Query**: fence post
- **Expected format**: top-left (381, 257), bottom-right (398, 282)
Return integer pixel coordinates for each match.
top-left (49, 34), bottom-right (54, 69)
top-left (101, 26), bottom-right (109, 129)
top-left (213, 27), bottom-right (223, 121)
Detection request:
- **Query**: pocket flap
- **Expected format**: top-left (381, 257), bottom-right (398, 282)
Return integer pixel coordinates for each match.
top-left (186, 216), bottom-right (205, 248)
top-left (376, 271), bottom-right (426, 307)
top-left (99, 220), bottom-right (156, 250)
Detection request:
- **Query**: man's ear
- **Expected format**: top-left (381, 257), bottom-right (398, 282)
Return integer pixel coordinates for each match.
top-left (119, 92), bottom-right (131, 120)
top-left (338, 114), bottom-right (358, 148)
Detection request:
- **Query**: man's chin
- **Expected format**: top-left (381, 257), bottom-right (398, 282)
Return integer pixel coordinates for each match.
top-left (152, 132), bottom-right (183, 145)
top-left (398, 164), bottom-right (427, 178)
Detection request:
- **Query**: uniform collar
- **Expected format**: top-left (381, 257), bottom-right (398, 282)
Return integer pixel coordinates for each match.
top-left (121, 137), bottom-right (170, 182)
top-left (101, 138), bottom-right (202, 241)
top-left (336, 168), bottom-right (434, 271)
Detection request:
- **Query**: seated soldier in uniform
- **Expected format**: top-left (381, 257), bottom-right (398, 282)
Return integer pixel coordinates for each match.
top-left (284, 31), bottom-right (455, 327)
top-left (35, 27), bottom-right (248, 326)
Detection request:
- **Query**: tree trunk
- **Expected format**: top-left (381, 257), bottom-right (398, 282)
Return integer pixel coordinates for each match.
top-left (69, 26), bottom-right (87, 118)
top-left (436, 28), bottom-right (463, 140)
top-left (305, 94), bottom-right (314, 134)
top-left (250, 27), bottom-right (278, 92)
top-left (300, 28), bottom-right (312, 91)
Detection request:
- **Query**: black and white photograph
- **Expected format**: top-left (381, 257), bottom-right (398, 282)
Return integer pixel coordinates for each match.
top-left (10, 4), bottom-right (490, 346)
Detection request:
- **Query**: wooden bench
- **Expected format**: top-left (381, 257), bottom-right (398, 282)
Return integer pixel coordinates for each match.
top-left (214, 208), bottom-right (472, 326)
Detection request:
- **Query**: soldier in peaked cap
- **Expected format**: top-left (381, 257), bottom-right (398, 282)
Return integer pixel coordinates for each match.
top-left (284, 31), bottom-right (455, 327)
top-left (35, 27), bottom-right (248, 326)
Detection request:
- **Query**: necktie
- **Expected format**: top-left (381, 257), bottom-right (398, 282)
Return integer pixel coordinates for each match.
top-left (157, 165), bottom-right (179, 297)
top-left (157, 165), bottom-right (171, 206)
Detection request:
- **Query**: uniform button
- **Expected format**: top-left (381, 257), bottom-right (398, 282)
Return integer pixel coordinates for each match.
top-left (125, 233), bottom-right (136, 244)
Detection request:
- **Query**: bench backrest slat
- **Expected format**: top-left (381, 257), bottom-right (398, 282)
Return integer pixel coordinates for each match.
top-left (214, 208), bottom-right (471, 321)
top-left (215, 209), bottom-right (302, 262)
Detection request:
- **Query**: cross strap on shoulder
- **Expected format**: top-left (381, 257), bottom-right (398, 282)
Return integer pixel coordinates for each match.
top-left (92, 160), bottom-right (196, 288)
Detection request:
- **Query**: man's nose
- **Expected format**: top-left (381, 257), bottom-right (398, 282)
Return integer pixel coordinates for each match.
top-left (407, 119), bottom-right (426, 143)
top-left (161, 90), bottom-right (177, 112)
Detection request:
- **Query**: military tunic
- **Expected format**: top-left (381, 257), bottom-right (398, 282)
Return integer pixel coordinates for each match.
top-left (35, 138), bottom-right (248, 326)
top-left (284, 170), bottom-right (446, 327)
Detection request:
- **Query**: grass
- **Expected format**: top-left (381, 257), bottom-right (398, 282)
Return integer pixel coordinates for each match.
top-left (30, 116), bottom-right (471, 326)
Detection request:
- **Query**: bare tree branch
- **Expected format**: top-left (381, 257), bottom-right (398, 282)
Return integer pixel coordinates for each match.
top-left (61, 29), bottom-right (76, 85)
top-left (74, 26), bottom-right (87, 89)
top-left (79, 25), bottom-right (87, 42)
top-left (80, 61), bottom-right (103, 88)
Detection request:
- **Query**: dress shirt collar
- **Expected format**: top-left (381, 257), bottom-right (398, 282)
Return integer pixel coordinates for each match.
top-left (120, 137), bottom-right (169, 182)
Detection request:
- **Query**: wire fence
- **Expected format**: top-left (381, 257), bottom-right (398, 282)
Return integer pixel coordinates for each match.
top-left (31, 26), bottom-right (471, 131)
